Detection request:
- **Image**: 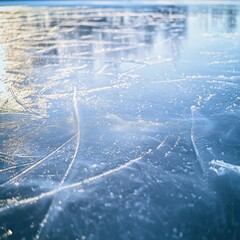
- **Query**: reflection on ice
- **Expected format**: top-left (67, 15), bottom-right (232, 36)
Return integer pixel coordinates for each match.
top-left (0, 4), bottom-right (240, 240)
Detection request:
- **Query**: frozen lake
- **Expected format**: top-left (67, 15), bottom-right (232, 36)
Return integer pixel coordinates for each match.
top-left (0, 3), bottom-right (240, 240)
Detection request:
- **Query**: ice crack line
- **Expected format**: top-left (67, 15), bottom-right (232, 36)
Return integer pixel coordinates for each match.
top-left (0, 133), bottom-right (169, 214)
top-left (0, 156), bottom-right (143, 214)
top-left (0, 136), bottom-right (169, 213)
top-left (61, 86), bottom-right (80, 184)
top-left (191, 106), bottom-right (205, 173)
top-left (0, 134), bottom-right (78, 187)
top-left (34, 87), bottom-right (81, 239)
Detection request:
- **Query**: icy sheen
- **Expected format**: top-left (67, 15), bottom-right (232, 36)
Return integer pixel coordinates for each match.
top-left (0, 4), bottom-right (240, 240)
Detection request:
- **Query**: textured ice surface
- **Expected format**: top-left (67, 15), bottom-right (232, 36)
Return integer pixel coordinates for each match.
top-left (0, 4), bottom-right (240, 240)
top-left (210, 160), bottom-right (240, 175)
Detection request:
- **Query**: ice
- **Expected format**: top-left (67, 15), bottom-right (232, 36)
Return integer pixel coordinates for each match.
top-left (0, 4), bottom-right (240, 240)
top-left (210, 160), bottom-right (240, 176)
top-left (60, 87), bottom-right (80, 185)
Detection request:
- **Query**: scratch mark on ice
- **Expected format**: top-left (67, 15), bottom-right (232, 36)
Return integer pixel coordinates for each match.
top-left (210, 160), bottom-right (240, 175)
top-left (0, 156), bottom-right (143, 213)
top-left (61, 87), bottom-right (80, 184)
top-left (0, 134), bottom-right (78, 187)
top-left (191, 106), bottom-right (205, 173)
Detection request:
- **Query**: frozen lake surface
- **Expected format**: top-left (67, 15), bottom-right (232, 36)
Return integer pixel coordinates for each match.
top-left (0, 3), bottom-right (240, 240)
